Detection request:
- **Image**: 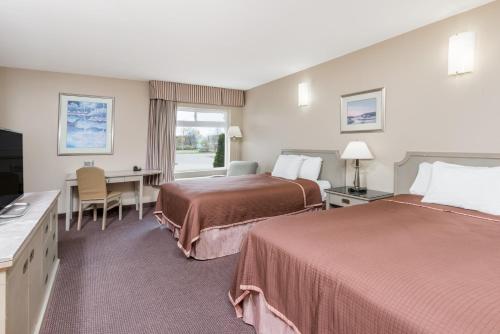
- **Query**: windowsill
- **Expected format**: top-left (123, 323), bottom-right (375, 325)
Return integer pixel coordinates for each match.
top-left (174, 168), bottom-right (226, 179)
top-left (176, 167), bottom-right (226, 173)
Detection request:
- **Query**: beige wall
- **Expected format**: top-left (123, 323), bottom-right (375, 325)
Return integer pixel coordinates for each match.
top-left (0, 68), bottom-right (243, 212)
top-left (242, 1), bottom-right (500, 192)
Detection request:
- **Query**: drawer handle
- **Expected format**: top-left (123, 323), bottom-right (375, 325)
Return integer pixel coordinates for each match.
top-left (53, 255), bottom-right (56, 263)
top-left (44, 224), bottom-right (49, 233)
top-left (44, 274), bottom-right (49, 285)
top-left (29, 249), bottom-right (35, 262)
top-left (53, 232), bottom-right (56, 241)
top-left (22, 259), bottom-right (28, 274)
top-left (341, 198), bottom-right (351, 205)
top-left (45, 247), bottom-right (49, 257)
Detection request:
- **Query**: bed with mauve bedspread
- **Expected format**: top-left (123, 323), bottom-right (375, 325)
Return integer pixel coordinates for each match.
top-left (229, 194), bottom-right (500, 334)
top-left (154, 174), bottom-right (322, 259)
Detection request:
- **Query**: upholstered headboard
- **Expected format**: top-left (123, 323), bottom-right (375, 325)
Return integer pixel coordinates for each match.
top-left (394, 151), bottom-right (500, 194)
top-left (281, 149), bottom-right (346, 188)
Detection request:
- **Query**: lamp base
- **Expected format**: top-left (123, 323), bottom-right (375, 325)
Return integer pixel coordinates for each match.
top-left (348, 187), bottom-right (367, 194)
top-left (350, 159), bottom-right (366, 194)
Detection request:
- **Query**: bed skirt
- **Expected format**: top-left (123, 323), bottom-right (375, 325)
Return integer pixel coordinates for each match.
top-left (161, 219), bottom-right (259, 260)
top-left (230, 290), bottom-right (297, 334)
top-left (156, 206), bottom-right (322, 260)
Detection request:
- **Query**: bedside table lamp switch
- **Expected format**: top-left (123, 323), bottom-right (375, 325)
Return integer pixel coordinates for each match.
top-left (341, 141), bottom-right (374, 193)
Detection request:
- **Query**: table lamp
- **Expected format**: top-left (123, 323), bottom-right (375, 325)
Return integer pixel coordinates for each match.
top-left (227, 126), bottom-right (242, 140)
top-left (341, 141), bottom-right (374, 193)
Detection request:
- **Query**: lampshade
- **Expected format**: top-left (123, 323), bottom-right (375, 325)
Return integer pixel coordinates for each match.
top-left (298, 82), bottom-right (310, 107)
top-left (448, 32), bottom-right (475, 75)
top-left (341, 141), bottom-right (374, 160)
top-left (227, 126), bottom-right (242, 138)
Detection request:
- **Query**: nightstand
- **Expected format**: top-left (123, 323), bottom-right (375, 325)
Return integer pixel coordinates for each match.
top-left (325, 187), bottom-right (393, 208)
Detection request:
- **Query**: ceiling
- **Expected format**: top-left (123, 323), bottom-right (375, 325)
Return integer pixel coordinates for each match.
top-left (0, 0), bottom-right (493, 90)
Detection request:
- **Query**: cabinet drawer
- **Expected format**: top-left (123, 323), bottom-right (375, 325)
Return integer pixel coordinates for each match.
top-left (42, 234), bottom-right (57, 283)
top-left (50, 205), bottom-right (58, 233)
top-left (52, 236), bottom-right (58, 268)
top-left (40, 214), bottom-right (51, 244)
top-left (5, 245), bottom-right (30, 334)
top-left (43, 205), bottom-right (59, 287)
top-left (329, 194), bottom-right (368, 207)
top-left (28, 228), bottom-right (44, 334)
top-left (41, 247), bottom-right (52, 288)
top-left (49, 206), bottom-right (58, 245)
top-left (106, 177), bottom-right (125, 184)
top-left (123, 176), bottom-right (139, 182)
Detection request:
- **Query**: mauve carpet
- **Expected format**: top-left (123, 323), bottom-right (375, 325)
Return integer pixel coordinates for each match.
top-left (39, 206), bottom-right (255, 334)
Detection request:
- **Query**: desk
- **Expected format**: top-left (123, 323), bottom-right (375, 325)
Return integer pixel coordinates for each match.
top-left (64, 169), bottom-right (161, 231)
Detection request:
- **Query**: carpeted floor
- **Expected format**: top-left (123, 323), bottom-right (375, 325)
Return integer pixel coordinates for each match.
top-left (39, 206), bottom-right (255, 334)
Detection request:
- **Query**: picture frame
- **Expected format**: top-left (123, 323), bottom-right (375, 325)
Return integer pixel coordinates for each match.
top-left (58, 93), bottom-right (115, 155)
top-left (340, 88), bottom-right (385, 133)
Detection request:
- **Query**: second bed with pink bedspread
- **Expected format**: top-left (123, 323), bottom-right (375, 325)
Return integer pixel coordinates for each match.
top-left (230, 194), bottom-right (500, 334)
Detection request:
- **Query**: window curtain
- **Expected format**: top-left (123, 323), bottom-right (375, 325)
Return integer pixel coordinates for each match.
top-left (145, 99), bottom-right (177, 185)
top-left (145, 80), bottom-right (244, 185)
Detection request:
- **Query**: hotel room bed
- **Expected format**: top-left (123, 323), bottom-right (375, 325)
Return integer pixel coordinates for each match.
top-left (155, 174), bottom-right (322, 259)
top-left (229, 152), bottom-right (500, 334)
top-left (230, 195), bottom-right (500, 334)
top-left (154, 149), bottom-right (345, 260)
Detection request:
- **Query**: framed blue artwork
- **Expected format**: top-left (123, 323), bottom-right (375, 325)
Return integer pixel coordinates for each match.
top-left (58, 93), bottom-right (114, 155)
top-left (340, 88), bottom-right (385, 133)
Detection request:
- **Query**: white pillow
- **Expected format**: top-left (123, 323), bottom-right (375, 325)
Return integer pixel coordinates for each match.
top-left (410, 161), bottom-right (485, 196)
top-left (271, 155), bottom-right (304, 180)
top-left (422, 162), bottom-right (500, 215)
top-left (298, 155), bottom-right (322, 180)
top-left (316, 179), bottom-right (331, 201)
top-left (409, 162), bottom-right (433, 195)
top-left (433, 161), bottom-right (487, 170)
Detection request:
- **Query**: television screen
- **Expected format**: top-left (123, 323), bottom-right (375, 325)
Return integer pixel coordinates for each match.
top-left (0, 129), bottom-right (23, 213)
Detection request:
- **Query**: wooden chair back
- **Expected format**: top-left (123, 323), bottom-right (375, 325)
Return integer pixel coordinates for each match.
top-left (76, 167), bottom-right (107, 200)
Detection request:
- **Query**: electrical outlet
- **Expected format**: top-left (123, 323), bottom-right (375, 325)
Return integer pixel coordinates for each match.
top-left (84, 160), bottom-right (94, 167)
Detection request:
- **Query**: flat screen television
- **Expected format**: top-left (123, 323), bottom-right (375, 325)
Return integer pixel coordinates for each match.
top-left (0, 129), bottom-right (23, 215)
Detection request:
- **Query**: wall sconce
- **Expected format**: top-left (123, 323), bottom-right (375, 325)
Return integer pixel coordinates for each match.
top-left (298, 82), bottom-right (311, 107)
top-left (448, 32), bottom-right (475, 75)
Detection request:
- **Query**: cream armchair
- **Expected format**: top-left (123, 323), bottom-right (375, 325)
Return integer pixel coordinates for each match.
top-left (211, 161), bottom-right (259, 178)
top-left (76, 167), bottom-right (122, 230)
top-left (226, 161), bottom-right (258, 176)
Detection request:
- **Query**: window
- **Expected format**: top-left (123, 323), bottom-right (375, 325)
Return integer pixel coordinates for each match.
top-left (175, 107), bottom-right (228, 172)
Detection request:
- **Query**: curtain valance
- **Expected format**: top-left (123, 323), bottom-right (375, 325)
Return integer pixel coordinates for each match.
top-left (149, 80), bottom-right (245, 107)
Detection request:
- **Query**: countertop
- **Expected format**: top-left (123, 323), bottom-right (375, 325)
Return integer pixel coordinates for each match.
top-left (0, 191), bottom-right (60, 269)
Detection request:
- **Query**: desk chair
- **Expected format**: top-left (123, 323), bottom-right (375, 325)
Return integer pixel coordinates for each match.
top-left (76, 167), bottom-right (122, 231)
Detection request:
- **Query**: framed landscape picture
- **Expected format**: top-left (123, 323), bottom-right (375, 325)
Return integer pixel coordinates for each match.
top-left (58, 93), bottom-right (114, 155)
top-left (340, 88), bottom-right (385, 133)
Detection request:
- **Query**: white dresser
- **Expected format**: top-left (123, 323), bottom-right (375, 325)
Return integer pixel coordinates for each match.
top-left (0, 191), bottom-right (60, 334)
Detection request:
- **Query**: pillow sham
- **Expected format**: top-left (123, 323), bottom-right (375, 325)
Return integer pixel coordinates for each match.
top-left (422, 162), bottom-right (500, 215)
top-left (271, 155), bottom-right (304, 180)
top-left (410, 161), bottom-right (486, 196)
top-left (298, 155), bottom-right (322, 181)
top-left (409, 162), bottom-right (433, 195)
